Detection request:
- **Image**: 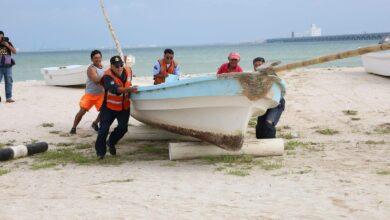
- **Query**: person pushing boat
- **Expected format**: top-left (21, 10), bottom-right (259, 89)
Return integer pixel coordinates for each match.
top-left (70, 50), bottom-right (105, 134)
top-left (95, 55), bottom-right (138, 159)
top-left (153, 49), bottom-right (180, 85)
top-left (253, 57), bottom-right (285, 139)
top-left (217, 52), bottom-right (243, 74)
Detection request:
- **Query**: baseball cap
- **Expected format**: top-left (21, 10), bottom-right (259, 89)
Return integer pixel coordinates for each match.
top-left (228, 52), bottom-right (240, 60)
top-left (110, 56), bottom-right (124, 66)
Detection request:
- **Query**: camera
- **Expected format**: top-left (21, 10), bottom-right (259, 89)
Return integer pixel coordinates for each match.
top-left (2, 37), bottom-right (9, 42)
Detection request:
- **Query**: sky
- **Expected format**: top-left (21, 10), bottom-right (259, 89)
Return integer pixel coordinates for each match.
top-left (1, 0), bottom-right (389, 51)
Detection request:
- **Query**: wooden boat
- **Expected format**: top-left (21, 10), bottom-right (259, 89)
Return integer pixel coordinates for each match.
top-left (41, 56), bottom-right (135, 86)
top-left (131, 72), bottom-right (285, 150)
top-left (361, 52), bottom-right (390, 76)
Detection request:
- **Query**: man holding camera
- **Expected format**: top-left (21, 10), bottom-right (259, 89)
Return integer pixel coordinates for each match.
top-left (0, 31), bottom-right (17, 103)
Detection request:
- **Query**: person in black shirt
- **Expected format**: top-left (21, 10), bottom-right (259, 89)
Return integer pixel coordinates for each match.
top-left (0, 31), bottom-right (17, 103)
top-left (95, 56), bottom-right (138, 159)
top-left (253, 57), bottom-right (286, 139)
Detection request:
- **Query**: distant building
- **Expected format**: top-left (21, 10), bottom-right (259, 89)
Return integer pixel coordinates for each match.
top-left (310, 24), bottom-right (322, 37)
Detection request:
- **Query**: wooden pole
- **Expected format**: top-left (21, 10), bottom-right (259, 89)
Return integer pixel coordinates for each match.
top-left (169, 139), bottom-right (284, 160)
top-left (99, 0), bottom-right (124, 60)
top-left (272, 43), bottom-right (390, 74)
top-left (237, 43), bottom-right (390, 75)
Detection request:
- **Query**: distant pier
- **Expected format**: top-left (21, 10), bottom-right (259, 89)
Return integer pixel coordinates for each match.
top-left (266, 32), bottom-right (390, 43)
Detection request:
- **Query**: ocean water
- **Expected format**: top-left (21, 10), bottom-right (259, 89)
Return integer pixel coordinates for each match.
top-left (10, 40), bottom-right (377, 81)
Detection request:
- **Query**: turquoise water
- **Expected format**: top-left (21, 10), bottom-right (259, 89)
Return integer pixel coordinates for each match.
top-left (11, 40), bottom-right (377, 81)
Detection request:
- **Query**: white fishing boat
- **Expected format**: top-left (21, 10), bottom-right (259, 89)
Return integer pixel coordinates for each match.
top-left (361, 52), bottom-right (390, 76)
top-left (41, 64), bottom-right (88, 86)
top-left (131, 73), bottom-right (286, 151)
top-left (361, 36), bottom-right (390, 77)
top-left (41, 56), bottom-right (135, 86)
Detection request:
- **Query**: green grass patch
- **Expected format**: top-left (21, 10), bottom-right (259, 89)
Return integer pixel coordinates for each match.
top-left (30, 162), bottom-right (58, 170)
top-left (0, 168), bottom-right (10, 176)
top-left (75, 143), bottom-right (92, 150)
top-left (351, 117), bottom-right (361, 121)
top-left (316, 128), bottom-right (339, 135)
top-left (342, 110), bottom-right (358, 116)
top-left (140, 145), bottom-right (169, 155)
top-left (285, 140), bottom-right (307, 150)
top-left (226, 169), bottom-right (250, 177)
top-left (278, 132), bottom-right (294, 139)
top-left (36, 149), bottom-right (94, 165)
top-left (49, 130), bottom-right (61, 134)
top-left (160, 161), bottom-right (177, 167)
top-left (376, 170), bottom-right (390, 175)
top-left (1, 140), bottom-right (16, 148)
top-left (374, 123), bottom-right (390, 134)
top-left (56, 142), bottom-right (74, 147)
top-left (202, 155), bottom-right (253, 165)
top-left (41, 123), bottom-right (54, 128)
top-left (364, 140), bottom-right (385, 145)
top-left (254, 159), bottom-right (284, 170)
top-left (248, 117), bottom-right (257, 128)
top-left (99, 178), bottom-right (134, 184)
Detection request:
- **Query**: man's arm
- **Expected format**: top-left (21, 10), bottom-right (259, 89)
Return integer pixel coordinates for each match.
top-left (87, 66), bottom-right (101, 84)
top-left (4, 42), bottom-right (16, 54)
top-left (102, 76), bottom-right (136, 94)
top-left (153, 61), bottom-right (167, 78)
top-left (173, 61), bottom-right (180, 76)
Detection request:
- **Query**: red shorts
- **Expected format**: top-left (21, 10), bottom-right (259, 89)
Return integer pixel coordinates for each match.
top-left (79, 94), bottom-right (104, 111)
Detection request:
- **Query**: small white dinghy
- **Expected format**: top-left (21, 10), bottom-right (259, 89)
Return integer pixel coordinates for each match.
top-left (361, 52), bottom-right (390, 76)
top-left (361, 36), bottom-right (390, 77)
top-left (41, 56), bottom-right (135, 86)
top-left (41, 64), bottom-right (88, 86)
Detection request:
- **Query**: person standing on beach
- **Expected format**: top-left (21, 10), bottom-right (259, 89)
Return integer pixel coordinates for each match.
top-left (0, 31), bottom-right (17, 103)
top-left (216, 52), bottom-right (243, 74)
top-left (70, 50), bottom-right (105, 134)
top-left (253, 57), bottom-right (285, 139)
top-left (95, 56), bottom-right (138, 159)
top-left (153, 49), bottom-right (180, 85)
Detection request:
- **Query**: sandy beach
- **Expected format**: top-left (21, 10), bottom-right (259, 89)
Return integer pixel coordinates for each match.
top-left (0, 67), bottom-right (389, 219)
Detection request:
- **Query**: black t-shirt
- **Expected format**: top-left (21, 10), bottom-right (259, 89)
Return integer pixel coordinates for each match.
top-left (0, 42), bottom-right (13, 55)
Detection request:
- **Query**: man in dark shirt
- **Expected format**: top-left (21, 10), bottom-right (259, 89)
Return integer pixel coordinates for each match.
top-left (0, 31), bottom-right (17, 103)
top-left (95, 56), bottom-right (138, 159)
top-left (253, 57), bottom-right (286, 139)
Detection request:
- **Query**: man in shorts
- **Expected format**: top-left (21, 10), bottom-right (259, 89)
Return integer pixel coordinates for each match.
top-left (70, 50), bottom-right (105, 134)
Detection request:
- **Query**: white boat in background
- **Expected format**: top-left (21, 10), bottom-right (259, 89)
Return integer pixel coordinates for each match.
top-left (361, 36), bottom-right (390, 77)
top-left (41, 64), bottom-right (87, 86)
top-left (362, 52), bottom-right (390, 76)
top-left (41, 55), bottom-right (135, 86)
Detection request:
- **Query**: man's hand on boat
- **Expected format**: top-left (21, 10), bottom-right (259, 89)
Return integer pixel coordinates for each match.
top-left (128, 86), bottom-right (139, 94)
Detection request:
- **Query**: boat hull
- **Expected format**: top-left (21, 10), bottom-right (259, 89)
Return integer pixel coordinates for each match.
top-left (131, 73), bottom-right (285, 150)
top-left (362, 52), bottom-right (390, 76)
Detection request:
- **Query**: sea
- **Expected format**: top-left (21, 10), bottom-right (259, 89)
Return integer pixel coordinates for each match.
top-left (9, 40), bottom-right (377, 82)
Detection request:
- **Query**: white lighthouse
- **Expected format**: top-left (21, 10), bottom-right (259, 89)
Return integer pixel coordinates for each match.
top-left (310, 24), bottom-right (322, 37)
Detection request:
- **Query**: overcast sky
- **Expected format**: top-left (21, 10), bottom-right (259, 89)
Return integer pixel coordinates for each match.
top-left (1, 0), bottom-right (389, 51)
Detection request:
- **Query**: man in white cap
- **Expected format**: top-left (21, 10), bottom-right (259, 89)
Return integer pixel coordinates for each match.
top-left (217, 52), bottom-right (243, 74)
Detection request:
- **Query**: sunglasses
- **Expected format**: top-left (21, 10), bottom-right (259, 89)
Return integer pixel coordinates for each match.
top-left (114, 64), bottom-right (124, 68)
top-left (165, 56), bottom-right (174, 60)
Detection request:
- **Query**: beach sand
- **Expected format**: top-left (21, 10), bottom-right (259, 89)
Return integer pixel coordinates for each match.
top-left (0, 67), bottom-right (389, 219)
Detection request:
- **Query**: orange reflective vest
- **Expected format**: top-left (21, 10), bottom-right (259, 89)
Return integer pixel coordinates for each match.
top-left (154, 59), bottom-right (176, 85)
top-left (101, 67), bottom-right (132, 111)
